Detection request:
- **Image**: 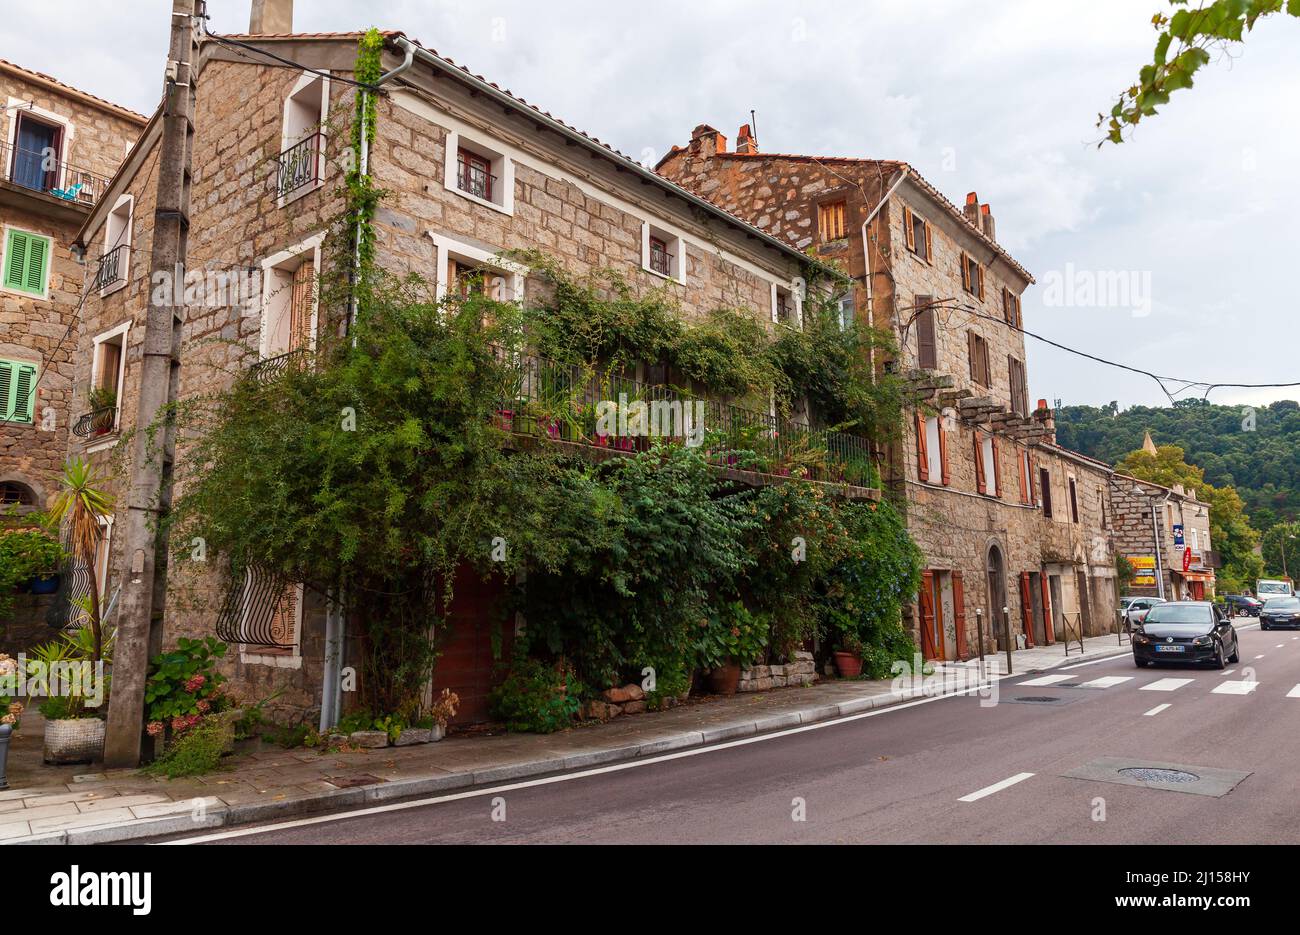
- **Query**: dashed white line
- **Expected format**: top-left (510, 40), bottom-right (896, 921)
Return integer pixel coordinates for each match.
top-left (1018, 674), bottom-right (1072, 687)
top-left (1140, 678), bottom-right (1194, 692)
top-left (1221, 669), bottom-right (1236, 676)
top-left (1254, 655), bottom-right (1266, 660)
top-left (1212, 680), bottom-right (1260, 696)
top-left (1078, 676), bottom-right (1135, 689)
top-left (958, 772), bottom-right (1035, 803)
top-left (1143, 703), bottom-right (1172, 717)
top-left (1277, 644), bottom-right (1285, 649)
top-left (1288, 685), bottom-right (1300, 699)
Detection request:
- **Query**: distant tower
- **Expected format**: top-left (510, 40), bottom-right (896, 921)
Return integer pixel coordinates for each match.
top-left (1142, 430), bottom-right (1158, 455)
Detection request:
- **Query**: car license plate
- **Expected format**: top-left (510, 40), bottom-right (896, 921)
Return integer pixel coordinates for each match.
top-left (1155, 645), bottom-right (1185, 653)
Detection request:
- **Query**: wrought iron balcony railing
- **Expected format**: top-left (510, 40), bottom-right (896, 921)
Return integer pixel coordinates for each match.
top-left (92, 244), bottom-right (128, 292)
top-left (456, 157), bottom-right (496, 201)
top-left (1, 140), bottom-right (112, 206)
top-left (277, 133), bottom-right (322, 199)
top-left (650, 247), bottom-right (673, 277)
top-left (72, 405), bottom-right (117, 438)
top-left (249, 347), bottom-right (311, 383)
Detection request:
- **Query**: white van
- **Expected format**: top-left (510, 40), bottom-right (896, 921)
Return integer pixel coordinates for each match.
top-left (1256, 578), bottom-right (1294, 601)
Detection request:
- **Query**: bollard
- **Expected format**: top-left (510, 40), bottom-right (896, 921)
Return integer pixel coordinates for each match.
top-left (0, 723), bottom-right (11, 791)
top-left (975, 608), bottom-right (985, 678)
top-left (1003, 606), bottom-right (1013, 676)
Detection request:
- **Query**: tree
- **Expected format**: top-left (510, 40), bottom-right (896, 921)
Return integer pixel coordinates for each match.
top-left (46, 459), bottom-right (115, 662)
top-left (1261, 521), bottom-right (1300, 578)
top-left (1101, 0), bottom-right (1300, 144)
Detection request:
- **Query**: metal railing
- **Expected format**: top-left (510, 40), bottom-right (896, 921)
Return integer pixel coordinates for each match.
top-left (72, 405), bottom-right (117, 438)
top-left (277, 133), bottom-right (322, 199)
top-left (250, 347), bottom-right (311, 383)
top-left (215, 563), bottom-right (297, 648)
top-left (492, 349), bottom-right (877, 488)
top-left (456, 156), bottom-right (495, 201)
top-left (1, 140), bottom-right (111, 205)
top-left (92, 244), bottom-right (128, 292)
top-left (650, 246), bottom-right (673, 277)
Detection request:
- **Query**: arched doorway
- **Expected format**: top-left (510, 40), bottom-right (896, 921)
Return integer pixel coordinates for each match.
top-left (987, 544), bottom-right (1008, 649)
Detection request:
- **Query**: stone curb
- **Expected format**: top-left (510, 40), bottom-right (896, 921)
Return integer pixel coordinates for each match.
top-left (3, 643), bottom-right (1132, 845)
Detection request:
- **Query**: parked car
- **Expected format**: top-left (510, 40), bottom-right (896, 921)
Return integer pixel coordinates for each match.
top-left (1223, 593), bottom-right (1263, 617)
top-left (1119, 596), bottom-right (1166, 629)
top-left (1132, 601), bottom-right (1240, 669)
top-left (1260, 596), bottom-right (1300, 630)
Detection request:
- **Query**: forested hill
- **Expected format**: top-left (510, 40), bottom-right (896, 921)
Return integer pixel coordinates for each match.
top-left (1054, 399), bottom-right (1300, 530)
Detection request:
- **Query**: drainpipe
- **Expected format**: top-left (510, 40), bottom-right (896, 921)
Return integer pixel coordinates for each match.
top-left (319, 587), bottom-right (344, 732)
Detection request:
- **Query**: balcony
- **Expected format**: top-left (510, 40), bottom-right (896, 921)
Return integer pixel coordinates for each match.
top-left (92, 244), bottom-right (129, 293)
top-left (493, 349), bottom-right (878, 492)
top-left (456, 156), bottom-right (495, 202)
top-left (72, 405), bottom-right (117, 439)
top-left (1, 139), bottom-right (111, 206)
top-left (250, 347), bottom-right (311, 384)
top-left (277, 133), bottom-right (322, 200)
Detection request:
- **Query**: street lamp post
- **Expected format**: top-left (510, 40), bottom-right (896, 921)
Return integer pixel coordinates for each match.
top-left (1134, 485), bottom-right (1167, 600)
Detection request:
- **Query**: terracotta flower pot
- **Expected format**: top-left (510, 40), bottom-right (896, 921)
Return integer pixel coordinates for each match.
top-left (707, 662), bottom-right (742, 695)
top-left (834, 651), bottom-right (863, 678)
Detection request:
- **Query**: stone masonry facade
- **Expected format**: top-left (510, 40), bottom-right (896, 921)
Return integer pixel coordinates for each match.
top-left (1109, 472), bottom-right (1216, 602)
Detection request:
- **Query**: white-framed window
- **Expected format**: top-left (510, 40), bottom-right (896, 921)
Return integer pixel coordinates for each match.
top-left (444, 129), bottom-right (514, 215)
top-left (925, 416), bottom-right (943, 481)
top-left (1190, 528), bottom-right (1199, 552)
top-left (428, 232), bottom-right (527, 303)
top-left (772, 281), bottom-right (803, 328)
top-left (4, 97), bottom-right (74, 195)
top-left (86, 321), bottom-right (129, 441)
top-left (277, 71), bottom-right (329, 206)
top-left (259, 232), bottom-right (323, 360)
top-left (981, 435), bottom-right (998, 497)
top-left (2, 224), bottom-right (52, 299)
top-left (641, 221), bottom-right (685, 283)
top-left (96, 194), bottom-right (133, 295)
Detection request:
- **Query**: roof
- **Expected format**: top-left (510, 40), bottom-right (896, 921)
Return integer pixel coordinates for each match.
top-left (0, 58), bottom-right (148, 124)
top-left (1039, 441), bottom-right (1114, 473)
top-left (656, 147), bottom-right (1034, 284)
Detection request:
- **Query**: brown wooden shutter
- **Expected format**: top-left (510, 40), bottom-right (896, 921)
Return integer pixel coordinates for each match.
top-left (973, 430), bottom-right (986, 494)
top-left (981, 338), bottom-right (991, 386)
top-left (919, 570), bottom-right (938, 659)
top-left (289, 260), bottom-right (315, 353)
top-left (903, 206), bottom-right (915, 251)
top-left (1040, 467), bottom-right (1053, 517)
top-left (938, 418), bottom-right (951, 486)
top-left (960, 252), bottom-right (971, 291)
top-left (915, 411), bottom-right (929, 482)
top-left (917, 297), bottom-right (936, 369)
top-left (1041, 574), bottom-right (1055, 643)
top-left (1017, 447), bottom-right (1028, 504)
top-left (968, 331), bottom-right (978, 382)
top-left (1019, 572), bottom-right (1035, 647)
top-left (976, 263), bottom-right (985, 300)
top-left (991, 435), bottom-right (1003, 497)
top-left (923, 222), bottom-right (933, 264)
top-left (952, 571), bottom-right (968, 658)
top-left (1069, 477), bottom-right (1080, 523)
top-left (1002, 287), bottom-right (1012, 324)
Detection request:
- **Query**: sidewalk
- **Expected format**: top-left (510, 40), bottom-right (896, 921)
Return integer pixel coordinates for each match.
top-left (0, 632), bottom-right (1130, 845)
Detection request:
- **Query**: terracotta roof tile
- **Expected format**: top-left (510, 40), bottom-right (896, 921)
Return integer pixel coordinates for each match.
top-left (0, 58), bottom-right (148, 123)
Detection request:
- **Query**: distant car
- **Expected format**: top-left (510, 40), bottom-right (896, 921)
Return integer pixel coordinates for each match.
top-left (1260, 596), bottom-right (1300, 630)
top-left (1120, 596), bottom-right (1166, 629)
top-left (1223, 594), bottom-right (1263, 617)
top-left (1132, 601), bottom-right (1240, 669)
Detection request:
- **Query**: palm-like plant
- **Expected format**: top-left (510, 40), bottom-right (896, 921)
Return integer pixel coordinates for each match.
top-left (47, 459), bottom-right (115, 662)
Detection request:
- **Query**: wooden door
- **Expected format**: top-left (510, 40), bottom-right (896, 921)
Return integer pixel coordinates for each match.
top-left (919, 570), bottom-right (944, 660)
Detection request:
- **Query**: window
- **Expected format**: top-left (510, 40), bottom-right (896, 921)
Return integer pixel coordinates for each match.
top-left (967, 331), bottom-right (990, 387)
top-left (0, 358), bottom-right (38, 424)
top-left (818, 199), bottom-right (847, 241)
top-left (278, 72), bottom-right (329, 204)
top-left (1008, 356), bottom-right (1028, 416)
top-left (444, 131), bottom-right (514, 214)
top-left (2, 227), bottom-right (51, 298)
top-left (260, 234), bottom-right (323, 362)
top-left (642, 223), bottom-right (684, 282)
top-left (95, 195), bottom-right (132, 294)
top-left (915, 412), bottom-right (949, 485)
top-left (1018, 450), bottom-right (1035, 505)
top-left (903, 207), bottom-right (932, 262)
top-left (960, 251), bottom-right (985, 300)
top-left (772, 283), bottom-right (801, 327)
top-left (7, 111), bottom-right (63, 193)
top-left (80, 324), bottom-right (127, 439)
top-left (1190, 528), bottom-right (1199, 552)
top-left (0, 481), bottom-right (37, 506)
top-left (1099, 487), bottom-right (1108, 528)
top-left (429, 232), bottom-right (528, 305)
top-left (448, 257), bottom-right (511, 301)
top-left (974, 432), bottom-right (999, 496)
top-left (1040, 467), bottom-right (1053, 518)
top-left (916, 295), bottom-right (936, 369)
top-left (836, 292), bottom-right (855, 331)
top-left (1002, 287), bottom-right (1022, 329)
top-left (1068, 476), bottom-right (1079, 522)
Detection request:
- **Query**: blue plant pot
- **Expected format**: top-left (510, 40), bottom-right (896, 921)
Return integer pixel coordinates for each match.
top-left (29, 574), bottom-right (60, 595)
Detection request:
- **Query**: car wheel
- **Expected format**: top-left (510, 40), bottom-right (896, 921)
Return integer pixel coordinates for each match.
top-left (1229, 638), bottom-right (1240, 664)
top-left (1213, 643), bottom-right (1226, 670)
top-left (1262, 622), bottom-right (1271, 631)
top-left (1135, 656), bottom-right (1150, 668)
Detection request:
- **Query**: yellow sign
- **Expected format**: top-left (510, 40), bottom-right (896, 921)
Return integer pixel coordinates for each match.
top-left (1129, 555), bottom-right (1157, 586)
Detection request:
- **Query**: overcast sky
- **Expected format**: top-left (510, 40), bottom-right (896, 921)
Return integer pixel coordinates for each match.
top-left (6, 1), bottom-right (1298, 412)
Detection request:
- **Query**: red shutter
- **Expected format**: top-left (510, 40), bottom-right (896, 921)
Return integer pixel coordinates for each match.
top-left (923, 222), bottom-right (933, 264)
top-left (991, 435), bottom-right (1003, 498)
top-left (903, 206), bottom-right (915, 251)
top-left (938, 418), bottom-right (951, 486)
top-left (919, 570), bottom-right (938, 659)
top-left (1019, 572), bottom-right (1035, 647)
top-left (973, 430), bottom-right (986, 494)
top-left (960, 252), bottom-right (971, 291)
top-left (1041, 574), bottom-right (1055, 643)
top-left (976, 264), bottom-right (985, 300)
top-left (953, 571), bottom-right (968, 659)
top-left (916, 411), bottom-right (929, 482)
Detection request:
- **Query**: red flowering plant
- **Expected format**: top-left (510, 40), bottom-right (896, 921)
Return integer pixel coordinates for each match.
top-left (143, 637), bottom-right (233, 739)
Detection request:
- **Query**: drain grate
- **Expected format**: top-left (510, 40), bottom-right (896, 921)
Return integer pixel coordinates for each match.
top-left (1015, 696), bottom-right (1061, 703)
top-left (1118, 766), bottom-right (1200, 784)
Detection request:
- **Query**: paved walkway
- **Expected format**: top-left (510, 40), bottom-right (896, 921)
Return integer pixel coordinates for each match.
top-left (0, 632), bottom-right (1130, 844)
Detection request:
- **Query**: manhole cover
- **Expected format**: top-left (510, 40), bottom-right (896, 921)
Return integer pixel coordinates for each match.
top-left (1118, 767), bottom-right (1200, 784)
top-left (1015, 696), bottom-right (1060, 703)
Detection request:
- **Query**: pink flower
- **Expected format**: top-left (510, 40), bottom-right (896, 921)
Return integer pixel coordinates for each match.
top-left (171, 715), bottom-right (190, 733)
top-left (146, 721), bottom-right (164, 737)
top-left (196, 699), bottom-right (210, 713)
top-left (184, 674), bottom-right (207, 693)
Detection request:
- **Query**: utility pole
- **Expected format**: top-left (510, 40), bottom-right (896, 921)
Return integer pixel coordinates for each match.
top-left (104, 0), bottom-right (200, 767)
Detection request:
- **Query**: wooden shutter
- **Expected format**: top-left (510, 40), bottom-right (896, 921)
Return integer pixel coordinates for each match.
top-left (953, 571), bottom-right (968, 658)
top-left (903, 206), bottom-right (915, 251)
top-left (1040, 467), bottom-right (1053, 517)
top-left (916, 297), bottom-right (936, 369)
top-left (976, 263), bottom-right (985, 300)
top-left (1017, 447), bottom-right (1029, 504)
top-left (991, 435), bottom-right (1002, 497)
top-left (288, 260), bottom-right (315, 352)
top-left (4, 231), bottom-right (48, 295)
top-left (1028, 455), bottom-right (1038, 506)
top-left (973, 430), bottom-right (986, 494)
top-left (968, 331), bottom-right (978, 382)
top-left (1041, 574), bottom-right (1055, 643)
top-left (923, 222), bottom-right (933, 264)
top-left (919, 570), bottom-right (938, 659)
top-left (960, 251), bottom-right (971, 291)
top-left (981, 338), bottom-right (991, 386)
top-left (0, 360), bottom-right (12, 420)
top-left (24, 236), bottom-right (47, 294)
top-left (1002, 287), bottom-right (1011, 324)
top-left (938, 418), bottom-right (950, 486)
top-left (915, 411), bottom-right (929, 482)
top-left (1019, 572), bottom-right (1035, 647)
top-left (10, 363), bottom-right (34, 423)
top-left (1069, 478), bottom-right (1080, 523)
top-left (3, 231), bottom-right (28, 290)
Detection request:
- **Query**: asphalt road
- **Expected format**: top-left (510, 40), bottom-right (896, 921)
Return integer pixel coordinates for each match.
top-left (170, 620), bottom-right (1300, 845)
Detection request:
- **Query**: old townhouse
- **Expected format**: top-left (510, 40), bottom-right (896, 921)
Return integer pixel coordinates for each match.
top-left (0, 60), bottom-right (145, 513)
top-left (69, 7), bottom-right (849, 732)
top-left (658, 125), bottom-right (1119, 657)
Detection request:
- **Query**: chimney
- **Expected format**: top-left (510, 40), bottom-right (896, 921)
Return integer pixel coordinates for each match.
top-left (688, 124), bottom-right (726, 158)
top-left (963, 191), bottom-right (981, 226)
top-left (980, 203), bottom-right (996, 241)
top-left (1034, 397), bottom-right (1056, 444)
top-left (250, 0), bottom-right (293, 34)
top-left (735, 123), bottom-right (758, 155)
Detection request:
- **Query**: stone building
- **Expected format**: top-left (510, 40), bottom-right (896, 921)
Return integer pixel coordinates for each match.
top-left (69, 11), bottom-right (853, 728)
top-left (0, 59), bottom-right (145, 513)
top-left (658, 125), bottom-right (1119, 655)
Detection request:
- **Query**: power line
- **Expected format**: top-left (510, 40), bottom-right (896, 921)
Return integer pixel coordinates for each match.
top-left (200, 28), bottom-right (383, 92)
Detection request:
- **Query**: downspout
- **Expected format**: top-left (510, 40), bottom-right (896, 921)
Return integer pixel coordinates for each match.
top-left (1150, 492), bottom-right (1169, 601)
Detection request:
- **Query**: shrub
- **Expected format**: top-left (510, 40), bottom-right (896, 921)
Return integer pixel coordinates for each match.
top-left (143, 712), bottom-right (236, 778)
top-left (144, 637), bottom-right (231, 736)
top-left (489, 658), bottom-right (583, 733)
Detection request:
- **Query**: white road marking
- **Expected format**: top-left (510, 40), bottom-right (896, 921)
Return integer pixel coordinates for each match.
top-left (1078, 676), bottom-right (1134, 689)
top-left (1212, 680), bottom-right (1259, 696)
top-left (1287, 685), bottom-right (1300, 699)
top-left (1221, 669), bottom-right (1236, 676)
top-left (1140, 678), bottom-right (1194, 692)
top-left (1018, 674), bottom-right (1072, 687)
top-left (1143, 703), bottom-right (1171, 717)
top-left (1254, 654), bottom-right (1265, 660)
top-left (958, 772), bottom-right (1035, 803)
top-left (1277, 644), bottom-right (1285, 648)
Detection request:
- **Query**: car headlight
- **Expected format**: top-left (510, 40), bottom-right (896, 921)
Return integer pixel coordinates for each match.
top-left (1192, 635), bottom-right (1212, 646)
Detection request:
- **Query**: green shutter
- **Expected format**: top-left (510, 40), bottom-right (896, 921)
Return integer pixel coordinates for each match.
top-left (2, 230), bottom-right (50, 296)
top-left (0, 361), bottom-right (11, 420)
top-left (11, 364), bottom-right (35, 422)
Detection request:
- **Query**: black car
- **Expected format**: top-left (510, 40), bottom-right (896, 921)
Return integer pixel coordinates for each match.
top-left (1261, 596), bottom-right (1300, 630)
top-left (1132, 601), bottom-right (1240, 669)
top-left (1223, 593), bottom-right (1263, 617)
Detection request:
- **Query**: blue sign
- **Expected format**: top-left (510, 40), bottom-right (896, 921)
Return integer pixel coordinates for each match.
top-left (1173, 524), bottom-right (1184, 546)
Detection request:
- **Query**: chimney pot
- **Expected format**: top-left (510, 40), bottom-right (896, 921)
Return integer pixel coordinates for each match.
top-left (963, 191), bottom-right (981, 226)
top-left (250, 0), bottom-right (293, 35)
top-left (736, 123), bottom-right (758, 154)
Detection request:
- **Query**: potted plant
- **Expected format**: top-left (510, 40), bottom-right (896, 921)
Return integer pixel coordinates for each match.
top-left (47, 459), bottom-right (113, 662)
top-left (395, 688), bottom-right (460, 745)
top-left (0, 526), bottom-right (65, 602)
top-left (834, 633), bottom-right (865, 678)
top-left (28, 627), bottom-right (112, 764)
top-left (86, 386), bottom-right (117, 435)
top-left (696, 601), bottom-right (768, 695)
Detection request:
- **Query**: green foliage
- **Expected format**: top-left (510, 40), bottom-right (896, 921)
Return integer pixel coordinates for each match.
top-left (143, 712), bottom-right (236, 779)
top-left (348, 28), bottom-right (385, 273)
top-left (692, 601), bottom-right (770, 670)
top-left (1116, 553), bottom-right (1136, 592)
top-left (1102, 1), bottom-right (1299, 144)
top-left (143, 637), bottom-right (229, 726)
top-left (1260, 521), bottom-right (1300, 578)
top-left (0, 524), bottom-right (64, 619)
top-left (489, 658), bottom-right (584, 733)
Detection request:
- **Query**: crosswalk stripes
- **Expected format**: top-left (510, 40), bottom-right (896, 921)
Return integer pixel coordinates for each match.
top-left (1139, 678), bottom-right (1194, 692)
top-left (1077, 676), bottom-right (1134, 689)
top-left (1288, 685), bottom-right (1300, 698)
top-left (1017, 674), bottom-right (1072, 687)
top-left (1009, 673), bottom-right (1294, 698)
top-left (1212, 680), bottom-right (1260, 695)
